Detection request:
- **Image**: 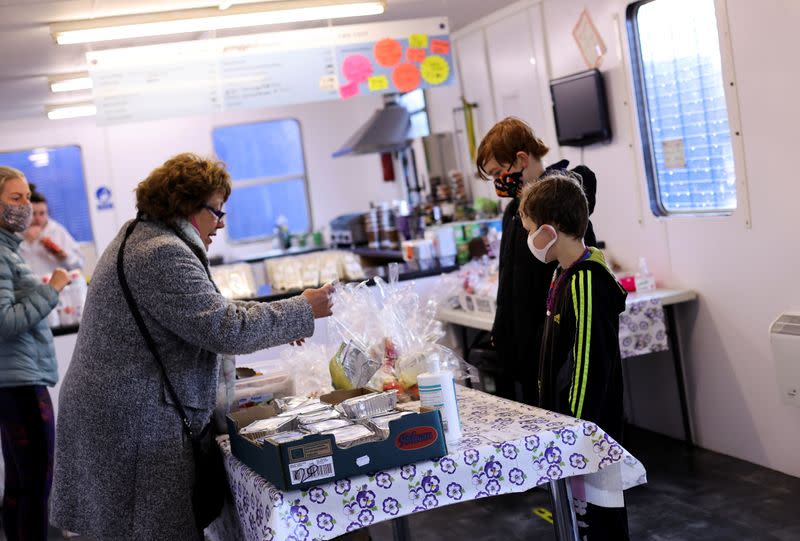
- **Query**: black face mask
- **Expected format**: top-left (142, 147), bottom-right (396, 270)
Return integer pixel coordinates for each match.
top-left (494, 168), bottom-right (525, 199)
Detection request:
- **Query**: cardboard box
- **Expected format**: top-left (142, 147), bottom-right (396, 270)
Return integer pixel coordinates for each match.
top-left (227, 389), bottom-right (448, 491)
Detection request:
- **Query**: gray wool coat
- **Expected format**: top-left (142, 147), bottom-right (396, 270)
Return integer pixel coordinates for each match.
top-left (51, 218), bottom-right (314, 540)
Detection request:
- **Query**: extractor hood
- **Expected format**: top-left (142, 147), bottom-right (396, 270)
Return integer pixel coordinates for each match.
top-left (333, 102), bottom-right (411, 157)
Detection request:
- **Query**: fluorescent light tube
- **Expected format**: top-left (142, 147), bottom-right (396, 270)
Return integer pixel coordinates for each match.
top-left (47, 103), bottom-right (97, 120)
top-left (50, 75), bottom-right (93, 93)
top-left (51, 1), bottom-right (385, 45)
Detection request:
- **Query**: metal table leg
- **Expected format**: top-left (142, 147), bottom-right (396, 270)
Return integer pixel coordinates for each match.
top-left (391, 515), bottom-right (411, 541)
top-left (549, 479), bottom-right (580, 541)
top-left (461, 324), bottom-right (470, 362)
top-left (664, 305), bottom-right (694, 445)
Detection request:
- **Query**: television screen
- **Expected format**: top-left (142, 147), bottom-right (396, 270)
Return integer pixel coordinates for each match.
top-left (550, 69), bottom-right (611, 147)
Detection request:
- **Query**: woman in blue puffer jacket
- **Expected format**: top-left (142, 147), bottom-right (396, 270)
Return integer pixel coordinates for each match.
top-left (0, 166), bottom-right (71, 541)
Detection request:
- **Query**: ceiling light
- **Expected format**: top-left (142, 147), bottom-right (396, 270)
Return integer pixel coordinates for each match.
top-left (50, 73), bottom-right (93, 93)
top-left (50, 0), bottom-right (386, 45)
top-left (47, 103), bottom-right (97, 120)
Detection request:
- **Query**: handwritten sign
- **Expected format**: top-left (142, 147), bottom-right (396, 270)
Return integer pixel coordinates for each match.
top-left (391, 63), bottom-right (422, 92)
top-left (374, 38), bottom-right (403, 67)
top-left (319, 74), bottom-right (338, 91)
top-left (421, 55), bottom-right (450, 85)
top-left (88, 18), bottom-right (453, 125)
top-left (430, 39), bottom-right (451, 55)
top-left (368, 75), bottom-right (389, 91)
top-left (409, 33), bottom-right (429, 49)
top-left (407, 48), bottom-right (426, 62)
top-left (342, 54), bottom-right (373, 83)
top-left (339, 81), bottom-right (360, 99)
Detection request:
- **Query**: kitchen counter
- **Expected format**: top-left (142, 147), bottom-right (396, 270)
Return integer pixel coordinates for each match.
top-left (249, 259), bottom-right (457, 302)
top-left (49, 258), bottom-right (458, 335)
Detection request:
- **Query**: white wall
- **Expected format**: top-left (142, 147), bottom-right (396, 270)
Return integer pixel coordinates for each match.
top-left (0, 95), bottom-right (406, 262)
top-left (449, 0), bottom-right (799, 478)
top-left (529, 0), bottom-right (798, 476)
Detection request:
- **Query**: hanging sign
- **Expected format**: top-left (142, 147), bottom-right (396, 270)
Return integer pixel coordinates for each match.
top-left (87, 18), bottom-right (454, 125)
top-left (572, 9), bottom-right (607, 69)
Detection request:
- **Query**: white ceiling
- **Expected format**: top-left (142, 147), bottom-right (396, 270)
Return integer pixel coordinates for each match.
top-left (0, 0), bottom-right (516, 122)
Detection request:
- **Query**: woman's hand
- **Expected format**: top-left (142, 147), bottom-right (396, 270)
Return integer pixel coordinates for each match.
top-left (49, 268), bottom-right (71, 293)
top-left (301, 283), bottom-right (334, 319)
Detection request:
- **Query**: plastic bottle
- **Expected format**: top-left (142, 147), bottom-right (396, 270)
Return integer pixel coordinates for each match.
top-left (40, 276), bottom-right (61, 328)
top-left (634, 256), bottom-right (656, 292)
top-left (69, 270), bottom-right (88, 321)
top-left (417, 370), bottom-right (462, 444)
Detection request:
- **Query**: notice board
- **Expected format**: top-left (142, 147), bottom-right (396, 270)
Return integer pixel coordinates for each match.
top-left (87, 18), bottom-right (454, 125)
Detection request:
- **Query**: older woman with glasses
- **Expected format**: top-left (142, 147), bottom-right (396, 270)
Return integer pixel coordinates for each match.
top-left (51, 153), bottom-right (333, 540)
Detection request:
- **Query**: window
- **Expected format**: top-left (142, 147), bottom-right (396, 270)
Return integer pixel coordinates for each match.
top-left (397, 88), bottom-right (430, 139)
top-left (0, 145), bottom-right (93, 242)
top-left (212, 119), bottom-right (311, 242)
top-left (627, 0), bottom-right (736, 215)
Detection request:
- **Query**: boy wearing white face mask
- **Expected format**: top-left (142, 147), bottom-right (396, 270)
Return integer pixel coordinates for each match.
top-left (519, 173), bottom-right (629, 541)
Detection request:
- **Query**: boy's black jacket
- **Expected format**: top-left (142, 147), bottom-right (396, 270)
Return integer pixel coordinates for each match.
top-left (492, 160), bottom-right (598, 390)
top-left (539, 249), bottom-right (627, 440)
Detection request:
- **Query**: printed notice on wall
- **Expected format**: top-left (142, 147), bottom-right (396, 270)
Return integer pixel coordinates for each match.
top-left (572, 9), bottom-right (607, 69)
top-left (662, 138), bottom-right (687, 169)
top-left (87, 18), bottom-right (453, 126)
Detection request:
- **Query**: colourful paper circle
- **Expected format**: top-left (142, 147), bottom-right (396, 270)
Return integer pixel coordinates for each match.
top-left (421, 55), bottom-right (450, 85)
top-left (342, 54), bottom-right (373, 84)
top-left (374, 38), bottom-right (403, 68)
top-left (392, 63), bottom-right (422, 93)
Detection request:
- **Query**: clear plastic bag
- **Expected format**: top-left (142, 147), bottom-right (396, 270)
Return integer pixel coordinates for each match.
top-left (279, 343), bottom-right (335, 397)
top-left (327, 277), bottom-right (479, 396)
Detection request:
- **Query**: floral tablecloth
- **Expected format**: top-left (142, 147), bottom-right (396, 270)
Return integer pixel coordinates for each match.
top-left (619, 298), bottom-right (669, 359)
top-left (207, 387), bottom-right (647, 541)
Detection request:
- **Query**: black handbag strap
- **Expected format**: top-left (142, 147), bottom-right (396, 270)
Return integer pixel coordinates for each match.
top-left (116, 218), bottom-right (198, 441)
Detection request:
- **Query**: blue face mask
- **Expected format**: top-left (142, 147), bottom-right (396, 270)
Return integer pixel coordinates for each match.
top-left (0, 201), bottom-right (32, 232)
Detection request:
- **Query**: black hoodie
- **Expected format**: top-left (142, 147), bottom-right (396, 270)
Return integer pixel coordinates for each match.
top-left (538, 248), bottom-right (627, 441)
top-left (491, 160), bottom-right (597, 399)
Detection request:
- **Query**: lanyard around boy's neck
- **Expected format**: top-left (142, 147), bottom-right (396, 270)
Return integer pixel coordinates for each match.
top-left (546, 247), bottom-right (591, 316)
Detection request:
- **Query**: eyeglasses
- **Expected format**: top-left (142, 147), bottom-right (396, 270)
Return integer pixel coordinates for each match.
top-left (203, 205), bottom-right (226, 222)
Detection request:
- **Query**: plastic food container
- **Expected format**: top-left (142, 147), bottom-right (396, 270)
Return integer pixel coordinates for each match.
top-left (458, 292), bottom-right (497, 314)
top-left (321, 424), bottom-right (378, 448)
top-left (339, 391), bottom-right (398, 419)
top-left (235, 359), bottom-right (295, 408)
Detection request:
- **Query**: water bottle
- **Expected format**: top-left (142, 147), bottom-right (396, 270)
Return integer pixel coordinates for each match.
top-left (634, 257), bottom-right (656, 292)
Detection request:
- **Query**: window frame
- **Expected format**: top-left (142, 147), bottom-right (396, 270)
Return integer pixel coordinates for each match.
top-left (0, 143), bottom-right (94, 243)
top-left (211, 117), bottom-right (313, 244)
top-left (626, 0), bottom-right (738, 217)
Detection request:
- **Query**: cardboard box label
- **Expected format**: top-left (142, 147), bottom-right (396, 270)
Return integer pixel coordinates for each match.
top-left (395, 426), bottom-right (439, 451)
top-left (288, 440), bottom-right (333, 463)
top-left (289, 457), bottom-right (335, 485)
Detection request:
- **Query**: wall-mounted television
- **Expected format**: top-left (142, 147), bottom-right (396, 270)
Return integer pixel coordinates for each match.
top-left (549, 69), bottom-right (612, 147)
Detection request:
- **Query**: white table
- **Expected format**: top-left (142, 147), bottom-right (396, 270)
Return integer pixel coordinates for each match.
top-left (208, 387), bottom-right (647, 541)
top-left (436, 288), bottom-right (699, 445)
top-left (436, 288), bottom-right (697, 332)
